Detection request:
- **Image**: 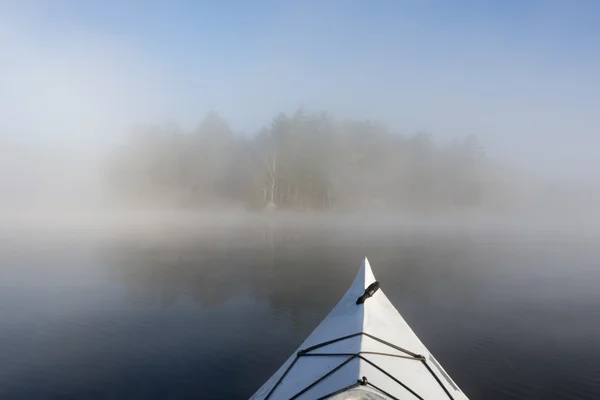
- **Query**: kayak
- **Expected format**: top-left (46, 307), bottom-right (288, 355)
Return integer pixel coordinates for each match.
top-left (250, 258), bottom-right (468, 400)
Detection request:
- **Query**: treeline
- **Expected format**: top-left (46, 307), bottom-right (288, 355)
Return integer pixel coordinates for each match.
top-left (108, 109), bottom-right (485, 211)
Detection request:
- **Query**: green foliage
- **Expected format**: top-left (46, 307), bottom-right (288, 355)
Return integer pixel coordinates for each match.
top-left (109, 109), bottom-right (486, 211)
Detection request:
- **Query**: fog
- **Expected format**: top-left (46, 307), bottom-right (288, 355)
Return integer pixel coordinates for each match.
top-left (1, 2), bottom-right (600, 237)
top-left (3, 7), bottom-right (600, 399)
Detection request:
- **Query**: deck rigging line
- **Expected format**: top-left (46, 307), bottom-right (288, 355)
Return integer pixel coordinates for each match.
top-left (264, 331), bottom-right (455, 400)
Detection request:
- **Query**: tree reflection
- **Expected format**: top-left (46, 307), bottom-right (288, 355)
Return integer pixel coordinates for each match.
top-left (105, 231), bottom-right (260, 309)
top-left (104, 222), bottom-right (483, 322)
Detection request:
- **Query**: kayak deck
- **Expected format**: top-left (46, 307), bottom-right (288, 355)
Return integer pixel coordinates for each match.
top-left (250, 258), bottom-right (468, 400)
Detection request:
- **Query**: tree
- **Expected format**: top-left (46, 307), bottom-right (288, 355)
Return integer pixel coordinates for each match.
top-left (107, 108), bottom-right (487, 212)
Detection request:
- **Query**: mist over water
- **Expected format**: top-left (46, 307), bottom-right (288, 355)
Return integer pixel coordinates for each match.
top-left (1, 71), bottom-right (600, 400)
top-left (2, 2), bottom-right (600, 399)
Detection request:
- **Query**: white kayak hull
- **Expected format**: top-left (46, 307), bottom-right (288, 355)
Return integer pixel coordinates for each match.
top-left (250, 258), bottom-right (468, 400)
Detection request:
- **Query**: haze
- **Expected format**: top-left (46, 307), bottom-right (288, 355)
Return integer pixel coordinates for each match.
top-left (1, 1), bottom-right (599, 231)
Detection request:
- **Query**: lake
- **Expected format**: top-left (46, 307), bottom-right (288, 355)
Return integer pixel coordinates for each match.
top-left (1, 215), bottom-right (599, 399)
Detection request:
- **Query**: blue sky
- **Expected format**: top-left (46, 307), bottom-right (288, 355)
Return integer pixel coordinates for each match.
top-left (1, 1), bottom-right (599, 179)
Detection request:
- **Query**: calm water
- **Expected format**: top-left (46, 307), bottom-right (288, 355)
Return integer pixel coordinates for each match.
top-left (1, 220), bottom-right (599, 399)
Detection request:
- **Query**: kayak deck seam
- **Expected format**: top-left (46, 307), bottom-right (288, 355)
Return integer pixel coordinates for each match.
top-left (264, 331), bottom-right (446, 400)
top-left (315, 377), bottom-right (400, 400)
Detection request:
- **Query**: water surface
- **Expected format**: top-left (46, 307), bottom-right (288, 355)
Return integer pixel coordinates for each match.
top-left (1, 219), bottom-right (599, 399)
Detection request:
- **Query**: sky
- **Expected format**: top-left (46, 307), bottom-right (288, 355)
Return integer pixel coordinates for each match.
top-left (1, 0), bottom-right (599, 180)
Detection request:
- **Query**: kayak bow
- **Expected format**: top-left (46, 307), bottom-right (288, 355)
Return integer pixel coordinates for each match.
top-left (250, 258), bottom-right (468, 400)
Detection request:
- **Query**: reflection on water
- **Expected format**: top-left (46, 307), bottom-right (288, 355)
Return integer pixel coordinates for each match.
top-left (1, 222), bottom-right (599, 399)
